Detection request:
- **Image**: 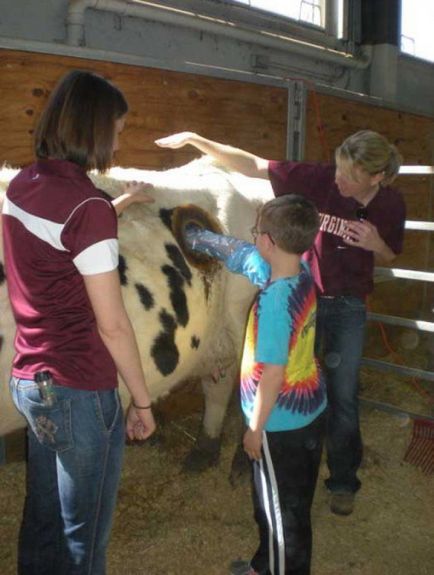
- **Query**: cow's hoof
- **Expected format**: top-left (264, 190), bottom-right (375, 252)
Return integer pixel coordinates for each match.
top-left (228, 443), bottom-right (250, 487)
top-left (182, 434), bottom-right (221, 473)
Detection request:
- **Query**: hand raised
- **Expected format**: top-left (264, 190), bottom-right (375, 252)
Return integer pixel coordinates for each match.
top-left (155, 132), bottom-right (196, 149)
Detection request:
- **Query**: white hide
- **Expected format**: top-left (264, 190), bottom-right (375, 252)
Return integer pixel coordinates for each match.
top-left (0, 158), bottom-right (273, 437)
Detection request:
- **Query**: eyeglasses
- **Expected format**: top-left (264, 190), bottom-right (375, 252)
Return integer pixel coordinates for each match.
top-left (356, 207), bottom-right (368, 221)
top-left (250, 225), bottom-right (275, 244)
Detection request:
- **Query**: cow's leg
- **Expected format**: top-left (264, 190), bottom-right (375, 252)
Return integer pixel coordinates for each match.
top-left (183, 361), bottom-right (236, 472)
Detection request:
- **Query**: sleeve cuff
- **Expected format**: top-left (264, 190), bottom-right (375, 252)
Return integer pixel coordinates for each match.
top-left (73, 239), bottom-right (119, 275)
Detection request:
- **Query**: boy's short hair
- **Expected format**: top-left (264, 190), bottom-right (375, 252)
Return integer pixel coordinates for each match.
top-left (259, 194), bottom-right (319, 254)
top-left (35, 70), bottom-right (128, 173)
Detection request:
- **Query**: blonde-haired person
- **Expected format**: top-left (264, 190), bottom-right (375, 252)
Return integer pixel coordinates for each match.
top-left (156, 129), bottom-right (406, 516)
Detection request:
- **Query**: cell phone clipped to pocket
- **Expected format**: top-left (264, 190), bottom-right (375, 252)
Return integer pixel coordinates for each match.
top-left (34, 371), bottom-right (56, 407)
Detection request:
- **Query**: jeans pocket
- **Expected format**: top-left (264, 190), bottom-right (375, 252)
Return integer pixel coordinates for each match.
top-left (19, 384), bottom-right (73, 452)
top-left (95, 389), bottom-right (121, 434)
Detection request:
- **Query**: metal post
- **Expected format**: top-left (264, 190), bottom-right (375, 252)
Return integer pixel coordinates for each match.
top-left (286, 80), bottom-right (306, 161)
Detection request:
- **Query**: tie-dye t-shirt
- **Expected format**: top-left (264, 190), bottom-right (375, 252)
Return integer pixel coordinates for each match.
top-left (226, 244), bottom-right (327, 432)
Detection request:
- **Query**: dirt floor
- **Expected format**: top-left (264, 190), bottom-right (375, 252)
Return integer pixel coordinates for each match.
top-left (1, 329), bottom-right (434, 575)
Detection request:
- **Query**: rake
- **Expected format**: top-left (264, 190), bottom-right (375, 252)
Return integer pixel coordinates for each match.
top-left (403, 417), bottom-right (434, 474)
top-left (360, 397), bottom-right (434, 475)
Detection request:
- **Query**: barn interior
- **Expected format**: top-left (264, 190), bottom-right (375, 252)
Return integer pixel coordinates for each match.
top-left (0, 1), bottom-right (434, 574)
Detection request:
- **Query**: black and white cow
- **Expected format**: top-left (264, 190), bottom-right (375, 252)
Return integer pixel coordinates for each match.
top-left (0, 158), bottom-right (273, 469)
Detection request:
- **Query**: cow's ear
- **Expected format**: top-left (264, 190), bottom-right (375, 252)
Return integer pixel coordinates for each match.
top-left (171, 204), bottom-right (222, 274)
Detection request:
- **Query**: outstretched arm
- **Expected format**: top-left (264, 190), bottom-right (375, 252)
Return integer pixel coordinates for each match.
top-left (155, 132), bottom-right (270, 179)
top-left (186, 227), bottom-right (270, 287)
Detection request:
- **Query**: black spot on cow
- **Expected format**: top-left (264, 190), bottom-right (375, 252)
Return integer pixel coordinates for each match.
top-left (0, 262), bottom-right (6, 285)
top-left (191, 335), bottom-right (200, 349)
top-left (161, 264), bottom-right (189, 327)
top-left (151, 309), bottom-right (179, 376)
top-left (118, 254), bottom-right (128, 286)
top-left (134, 283), bottom-right (155, 310)
top-left (165, 243), bottom-right (192, 286)
top-left (159, 309), bottom-right (177, 332)
top-left (159, 208), bottom-right (174, 232)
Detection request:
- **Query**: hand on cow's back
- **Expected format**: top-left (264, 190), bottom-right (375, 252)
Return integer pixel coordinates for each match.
top-left (112, 181), bottom-right (155, 216)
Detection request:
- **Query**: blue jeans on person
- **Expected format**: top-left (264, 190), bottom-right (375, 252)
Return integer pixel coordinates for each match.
top-left (315, 296), bottom-right (366, 494)
top-left (9, 377), bottom-right (125, 575)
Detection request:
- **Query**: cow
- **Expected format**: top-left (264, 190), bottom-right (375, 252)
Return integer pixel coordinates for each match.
top-left (0, 158), bottom-right (273, 471)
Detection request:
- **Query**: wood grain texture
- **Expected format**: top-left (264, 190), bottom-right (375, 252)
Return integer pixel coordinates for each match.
top-left (0, 49), bottom-right (287, 169)
top-left (1, 48), bottom-right (434, 321)
top-left (304, 90), bottom-right (434, 165)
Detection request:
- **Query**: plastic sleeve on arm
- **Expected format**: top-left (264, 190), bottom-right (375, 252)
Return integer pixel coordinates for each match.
top-left (185, 228), bottom-right (270, 287)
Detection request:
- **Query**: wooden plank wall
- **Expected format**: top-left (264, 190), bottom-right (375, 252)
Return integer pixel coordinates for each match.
top-left (0, 49), bottom-right (288, 169)
top-left (1, 48), bottom-right (434, 322)
top-left (304, 90), bottom-right (434, 320)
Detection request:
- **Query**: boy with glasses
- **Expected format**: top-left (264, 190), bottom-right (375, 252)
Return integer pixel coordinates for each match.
top-left (186, 194), bottom-right (327, 575)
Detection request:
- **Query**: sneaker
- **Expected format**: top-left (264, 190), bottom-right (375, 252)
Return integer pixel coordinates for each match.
top-left (229, 559), bottom-right (260, 575)
top-left (330, 491), bottom-right (355, 516)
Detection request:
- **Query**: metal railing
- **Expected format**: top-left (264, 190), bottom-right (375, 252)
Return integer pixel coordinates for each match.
top-left (362, 167), bottom-right (434, 419)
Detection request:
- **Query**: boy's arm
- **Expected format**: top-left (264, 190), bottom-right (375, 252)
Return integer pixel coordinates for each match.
top-left (245, 282), bottom-right (292, 460)
top-left (186, 228), bottom-right (270, 287)
top-left (244, 364), bottom-right (286, 461)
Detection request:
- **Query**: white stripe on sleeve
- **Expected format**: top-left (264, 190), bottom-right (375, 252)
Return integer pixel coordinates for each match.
top-left (73, 239), bottom-right (119, 275)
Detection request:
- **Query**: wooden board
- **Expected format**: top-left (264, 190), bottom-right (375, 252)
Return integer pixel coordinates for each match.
top-left (0, 49), bottom-right (288, 169)
top-left (304, 90), bottom-right (434, 165)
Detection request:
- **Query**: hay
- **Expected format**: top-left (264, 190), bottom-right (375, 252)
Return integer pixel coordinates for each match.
top-left (0, 378), bottom-right (433, 574)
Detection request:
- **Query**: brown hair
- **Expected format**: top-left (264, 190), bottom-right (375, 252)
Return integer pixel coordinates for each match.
top-left (259, 194), bottom-right (319, 254)
top-left (35, 70), bottom-right (128, 172)
top-left (335, 130), bottom-right (402, 185)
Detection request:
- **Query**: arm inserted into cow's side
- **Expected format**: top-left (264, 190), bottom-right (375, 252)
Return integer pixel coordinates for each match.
top-left (185, 227), bottom-right (270, 288)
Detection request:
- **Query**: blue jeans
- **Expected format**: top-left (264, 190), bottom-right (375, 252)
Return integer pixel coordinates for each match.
top-left (9, 377), bottom-right (125, 575)
top-left (315, 296), bottom-right (366, 493)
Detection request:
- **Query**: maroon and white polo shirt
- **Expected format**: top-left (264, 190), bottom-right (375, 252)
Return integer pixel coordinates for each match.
top-left (2, 159), bottom-right (119, 390)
